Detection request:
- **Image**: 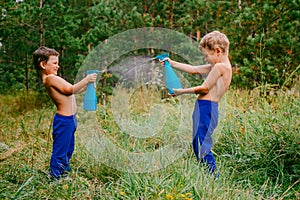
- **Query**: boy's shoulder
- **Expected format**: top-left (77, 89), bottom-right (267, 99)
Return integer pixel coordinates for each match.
top-left (213, 62), bottom-right (231, 76)
top-left (44, 74), bottom-right (58, 82)
top-left (214, 61), bottom-right (231, 67)
top-left (214, 62), bottom-right (231, 70)
top-left (43, 74), bottom-right (66, 86)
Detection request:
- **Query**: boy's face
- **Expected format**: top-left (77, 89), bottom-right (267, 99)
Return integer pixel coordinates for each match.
top-left (41, 55), bottom-right (59, 75)
top-left (202, 48), bottom-right (217, 64)
top-left (201, 48), bottom-right (225, 65)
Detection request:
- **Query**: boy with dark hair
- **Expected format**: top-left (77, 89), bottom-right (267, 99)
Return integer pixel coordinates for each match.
top-left (33, 46), bottom-right (97, 180)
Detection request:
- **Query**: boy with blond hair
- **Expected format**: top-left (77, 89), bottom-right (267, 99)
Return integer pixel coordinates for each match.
top-left (162, 31), bottom-right (232, 177)
top-left (33, 46), bottom-right (97, 180)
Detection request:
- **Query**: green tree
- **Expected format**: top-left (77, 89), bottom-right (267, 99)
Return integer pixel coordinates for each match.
top-left (0, 1), bottom-right (38, 92)
top-left (0, 0), bottom-right (90, 93)
top-left (0, 0), bottom-right (299, 92)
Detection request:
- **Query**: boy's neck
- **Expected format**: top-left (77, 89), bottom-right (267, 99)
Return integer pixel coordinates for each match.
top-left (41, 72), bottom-right (55, 82)
top-left (213, 54), bottom-right (229, 65)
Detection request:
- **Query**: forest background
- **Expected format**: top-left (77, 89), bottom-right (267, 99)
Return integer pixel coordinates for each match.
top-left (1, 0), bottom-right (299, 92)
top-left (0, 0), bottom-right (299, 199)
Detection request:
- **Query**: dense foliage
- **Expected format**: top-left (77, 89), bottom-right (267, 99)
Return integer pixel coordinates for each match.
top-left (0, 0), bottom-right (299, 93)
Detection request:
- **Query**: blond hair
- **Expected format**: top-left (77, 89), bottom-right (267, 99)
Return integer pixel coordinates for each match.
top-left (199, 31), bottom-right (230, 53)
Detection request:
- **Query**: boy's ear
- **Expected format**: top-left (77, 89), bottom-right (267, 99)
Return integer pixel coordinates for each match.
top-left (215, 47), bottom-right (222, 54)
top-left (39, 61), bottom-right (46, 69)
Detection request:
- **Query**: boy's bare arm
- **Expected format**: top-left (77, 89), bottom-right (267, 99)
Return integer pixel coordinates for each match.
top-left (45, 74), bottom-right (97, 95)
top-left (73, 73), bottom-right (97, 94)
top-left (201, 64), bottom-right (223, 91)
top-left (74, 85), bottom-right (88, 94)
top-left (172, 64), bottom-right (223, 96)
top-left (45, 75), bottom-right (74, 96)
top-left (168, 59), bottom-right (211, 74)
top-left (173, 85), bottom-right (208, 95)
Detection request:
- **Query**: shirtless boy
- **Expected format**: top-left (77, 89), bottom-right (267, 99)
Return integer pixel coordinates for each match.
top-left (33, 46), bottom-right (97, 180)
top-left (162, 31), bottom-right (232, 176)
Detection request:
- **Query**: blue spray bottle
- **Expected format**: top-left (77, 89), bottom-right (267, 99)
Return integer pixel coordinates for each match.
top-left (154, 53), bottom-right (182, 94)
top-left (84, 70), bottom-right (99, 111)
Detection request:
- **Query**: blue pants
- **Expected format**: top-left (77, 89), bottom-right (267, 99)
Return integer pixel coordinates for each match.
top-left (50, 113), bottom-right (77, 179)
top-left (192, 100), bottom-right (218, 174)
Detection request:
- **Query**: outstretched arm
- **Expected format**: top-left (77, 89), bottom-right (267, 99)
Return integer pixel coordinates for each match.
top-left (45, 73), bottom-right (97, 95)
top-left (73, 73), bottom-right (97, 94)
top-left (172, 64), bottom-right (223, 96)
top-left (165, 58), bottom-right (212, 74)
top-left (173, 85), bottom-right (208, 96)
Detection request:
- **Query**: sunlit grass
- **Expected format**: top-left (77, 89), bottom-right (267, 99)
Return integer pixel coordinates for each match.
top-left (0, 82), bottom-right (299, 199)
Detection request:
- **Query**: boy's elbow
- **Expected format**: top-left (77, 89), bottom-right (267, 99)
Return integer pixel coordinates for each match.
top-left (64, 86), bottom-right (75, 95)
top-left (194, 86), bottom-right (209, 94)
top-left (202, 87), bottom-right (209, 94)
top-left (201, 83), bottom-right (210, 94)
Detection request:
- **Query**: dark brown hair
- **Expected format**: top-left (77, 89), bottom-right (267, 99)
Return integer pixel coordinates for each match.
top-left (33, 46), bottom-right (59, 71)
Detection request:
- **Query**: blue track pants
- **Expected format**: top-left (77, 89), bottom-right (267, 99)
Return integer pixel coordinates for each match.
top-left (49, 113), bottom-right (77, 179)
top-left (192, 100), bottom-right (218, 174)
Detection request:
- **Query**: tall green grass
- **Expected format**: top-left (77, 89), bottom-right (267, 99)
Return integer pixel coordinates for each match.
top-left (0, 83), bottom-right (299, 199)
top-left (217, 85), bottom-right (300, 199)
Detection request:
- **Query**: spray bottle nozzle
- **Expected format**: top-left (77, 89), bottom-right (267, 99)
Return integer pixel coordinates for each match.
top-left (153, 53), bottom-right (169, 62)
top-left (86, 70), bottom-right (100, 75)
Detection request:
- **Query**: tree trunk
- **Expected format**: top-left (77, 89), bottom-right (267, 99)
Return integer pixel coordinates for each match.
top-left (25, 54), bottom-right (29, 94)
top-left (39, 0), bottom-right (43, 46)
top-left (197, 30), bottom-right (201, 41)
top-left (38, 0), bottom-right (43, 92)
top-left (169, 0), bottom-right (174, 28)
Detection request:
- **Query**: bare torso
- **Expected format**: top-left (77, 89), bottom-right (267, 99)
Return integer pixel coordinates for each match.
top-left (43, 75), bottom-right (77, 116)
top-left (198, 62), bottom-right (232, 102)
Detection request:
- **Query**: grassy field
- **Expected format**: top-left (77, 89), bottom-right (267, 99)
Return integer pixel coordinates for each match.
top-left (0, 82), bottom-right (299, 200)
